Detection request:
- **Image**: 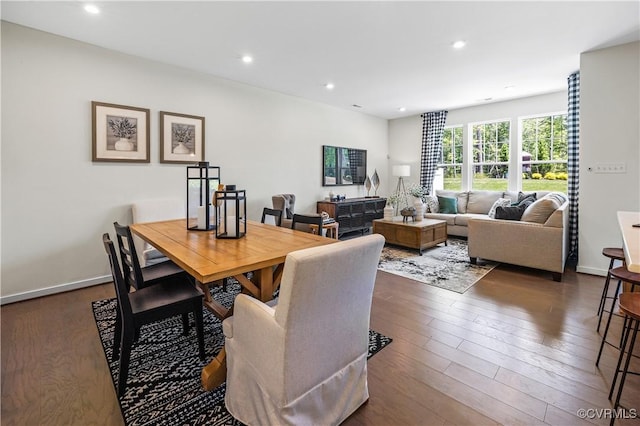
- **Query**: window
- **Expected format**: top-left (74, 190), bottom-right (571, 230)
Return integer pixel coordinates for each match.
top-left (439, 126), bottom-right (463, 190)
top-left (471, 120), bottom-right (510, 191)
top-left (432, 111), bottom-right (567, 194)
top-left (521, 114), bottom-right (568, 193)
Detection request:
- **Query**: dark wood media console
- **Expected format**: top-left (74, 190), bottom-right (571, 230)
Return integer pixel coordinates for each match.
top-left (317, 197), bottom-right (387, 237)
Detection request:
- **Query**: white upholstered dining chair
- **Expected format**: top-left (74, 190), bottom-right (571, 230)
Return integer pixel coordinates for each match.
top-left (223, 233), bottom-right (385, 425)
top-left (131, 198), bottom-right (184, 267)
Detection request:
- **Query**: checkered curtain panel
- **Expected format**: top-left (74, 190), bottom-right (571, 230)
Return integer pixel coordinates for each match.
top-left (567, 72), bottom-right (580, 262)
top-left (419, 111), bottom-right (448, 195)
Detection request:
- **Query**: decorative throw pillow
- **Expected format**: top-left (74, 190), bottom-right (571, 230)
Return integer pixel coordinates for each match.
top-left (495, 197), bottom-right (535, 221)
top-left (514, 192), bottom-right (537, 206)
top-left (425, 195), bottom-right (439, 213)
top-left (521, 197), bottom-right (561, 224)
top-left (495, 205), bottom-right (526, 221)
top-left (545, 192), bottom-right (567, 206)
top-left (488, 198), bottom-right (512, 219)
top-left (437, 196), bottom-right (458, 214)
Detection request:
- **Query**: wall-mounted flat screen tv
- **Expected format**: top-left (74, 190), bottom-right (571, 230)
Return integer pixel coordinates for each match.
top-left (323, 145), bottom-right (367, 186)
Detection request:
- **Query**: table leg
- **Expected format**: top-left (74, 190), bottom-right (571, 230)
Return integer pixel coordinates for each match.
top-left (201, 346), bottom-right (226, 391)
top-left (256, 266), bottom-right (274, 302)
top-left (197, 279), bottom-right (230, 320)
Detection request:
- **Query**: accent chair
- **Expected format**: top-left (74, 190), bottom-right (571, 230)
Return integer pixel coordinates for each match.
top-left (223, 234), bottom-right (385, 425)
top-left (271, 194), bottom-right (296, 228)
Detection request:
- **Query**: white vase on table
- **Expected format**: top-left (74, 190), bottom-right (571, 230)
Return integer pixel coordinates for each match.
top-left (383, 204), bottom-right (394, 221)
top-left (413, 197), bottom-right (424, 221)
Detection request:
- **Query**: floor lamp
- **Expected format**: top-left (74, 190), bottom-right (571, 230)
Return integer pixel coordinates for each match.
top-left (392, 165), bottom-right (410, 215)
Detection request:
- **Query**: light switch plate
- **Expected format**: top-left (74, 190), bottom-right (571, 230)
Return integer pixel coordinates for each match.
top-left (594, 163), bottom-right (626, 173)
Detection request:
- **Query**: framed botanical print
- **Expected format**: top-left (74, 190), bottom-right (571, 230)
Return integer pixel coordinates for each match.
top-left (92, 101), bottom-right (150, 162)
top-left (160, 111), bottom-right (205, 164)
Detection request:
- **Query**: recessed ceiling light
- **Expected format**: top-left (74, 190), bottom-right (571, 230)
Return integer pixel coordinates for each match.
top-left (504, 85), bottom-right (515, 90)
top-left (398, 107), bottom-right (406, 112)
top-left (352, 104), bottom-right (362, 108)
top-left (241, 55), bottom-right (253, 64)
top-left (325, 82), bottom-right (335, 90)
top-left (452, 40), bottom-right (466, 49)
top-left (84, 4), bottom-right (100, 14)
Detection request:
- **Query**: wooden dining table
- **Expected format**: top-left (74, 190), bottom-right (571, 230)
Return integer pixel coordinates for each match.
top-left (130, 218), bottom-right (336, 390)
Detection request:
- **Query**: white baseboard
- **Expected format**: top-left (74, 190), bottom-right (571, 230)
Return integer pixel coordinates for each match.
top-left (0, 275), bottom-right (112, 305)
top-left (576, 265), bottom-right (607, 277)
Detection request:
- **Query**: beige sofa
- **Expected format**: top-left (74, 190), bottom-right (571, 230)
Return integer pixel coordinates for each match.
top-left (424, 190), bottom-right (569, 281)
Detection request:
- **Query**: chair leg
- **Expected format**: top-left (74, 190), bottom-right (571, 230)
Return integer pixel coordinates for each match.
top-left (194, 302), bottom-right (205, 361)
top-left (596, 280), bottom-right (623, 367)
top-left (112, 307), bottom-right (122, 362)
top-left (609, 316), bottom-right (634, 400)
top-left (611, 319), bottom-right (639, 420)
top-left (117, 330), bottom-right (135, 398)
top-left (596, 274), bottom-right (621, 333)
top-left (181, 313), bottom-right (190, 336)
top-left (597, 269), bottom-right (615, 333)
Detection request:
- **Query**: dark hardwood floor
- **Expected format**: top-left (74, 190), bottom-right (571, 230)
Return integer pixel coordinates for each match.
top-left (2, 263), bottom-right (639, 425)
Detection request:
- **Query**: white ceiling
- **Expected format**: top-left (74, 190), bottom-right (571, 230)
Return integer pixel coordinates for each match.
top-left (2, 1), bottom-right (639, 119)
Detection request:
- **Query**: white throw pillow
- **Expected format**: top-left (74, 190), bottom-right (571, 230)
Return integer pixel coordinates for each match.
top-left (425, 195), bottom-right (439, 213)
top-left (488, 198), bottom-right (512, 218)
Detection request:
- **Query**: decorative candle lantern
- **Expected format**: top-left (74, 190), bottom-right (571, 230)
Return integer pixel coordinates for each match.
top-left (214, 186), bottom-right (246, 239)
top-left (187, 162), bottom-right (220, 231)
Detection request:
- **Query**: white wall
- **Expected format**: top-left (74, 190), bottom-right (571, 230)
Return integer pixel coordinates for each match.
top-left (578, 41), bottom-right (640, 276)
top-left (0, 22), bottom-right (389, 302)
top-left (388, 92), bottom-right (567, 190)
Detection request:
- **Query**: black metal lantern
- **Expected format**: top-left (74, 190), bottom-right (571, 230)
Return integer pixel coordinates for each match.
top-left (187, 162), bottom-right (220, 231)
top-left (214, 187), bottom-right (246, 239)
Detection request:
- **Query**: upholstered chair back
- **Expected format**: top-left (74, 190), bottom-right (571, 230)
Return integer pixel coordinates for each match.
top-left (271, 194), bottom-right (296, 228)
top-left (131, 198), bottom-right (184, 267)
top-left (223, 234), bottom-right (385, 425)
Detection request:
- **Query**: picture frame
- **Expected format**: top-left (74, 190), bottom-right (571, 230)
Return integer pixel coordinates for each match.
top-left (160, 111), bottom-right (205, 164)
top-left (92, 101), bottom-right (150, 163)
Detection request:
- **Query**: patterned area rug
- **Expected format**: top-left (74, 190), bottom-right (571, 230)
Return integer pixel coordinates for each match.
top-left (378, 238), bottom-right (498, 293)
top-left (92, 284), bottom-right (392, 426)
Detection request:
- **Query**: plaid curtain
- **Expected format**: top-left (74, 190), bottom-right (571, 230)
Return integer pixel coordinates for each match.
top-left (567, 72), bottom-right (580, 262)
top-left (420, 111), bottom-right (448, 195)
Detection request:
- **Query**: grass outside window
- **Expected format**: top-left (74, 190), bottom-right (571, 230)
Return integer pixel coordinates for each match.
top-left (443, 177), bottom-right (567, 193)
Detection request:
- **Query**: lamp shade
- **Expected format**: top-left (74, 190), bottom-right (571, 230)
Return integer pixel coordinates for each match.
top-left (392, 165), bottom-right (411, 177)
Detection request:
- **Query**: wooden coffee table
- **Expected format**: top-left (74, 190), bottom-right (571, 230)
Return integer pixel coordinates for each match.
top-left (373, 218), bottom-right (447, 255)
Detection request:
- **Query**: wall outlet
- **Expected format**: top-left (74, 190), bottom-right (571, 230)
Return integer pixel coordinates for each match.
top-left (594, 163), bottom-right (626, 173)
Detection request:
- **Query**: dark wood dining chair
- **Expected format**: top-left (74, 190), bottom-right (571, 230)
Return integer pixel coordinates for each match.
top-left (261, 207), bottom-right (283, 226)
top-left (291, 213), bottom-right (323, 233)
top-left (103, 233), bottom-right (205, 398)
top-left (113, 222), bottom-right (189, 290)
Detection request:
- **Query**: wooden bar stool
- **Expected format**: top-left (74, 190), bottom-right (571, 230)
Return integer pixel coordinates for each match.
top-left (598, 248), bottom-right (626, 332)
top-left (609, 292), bottom-right (640, 425)
top-left (596, 267), bottom-right (640, 367)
